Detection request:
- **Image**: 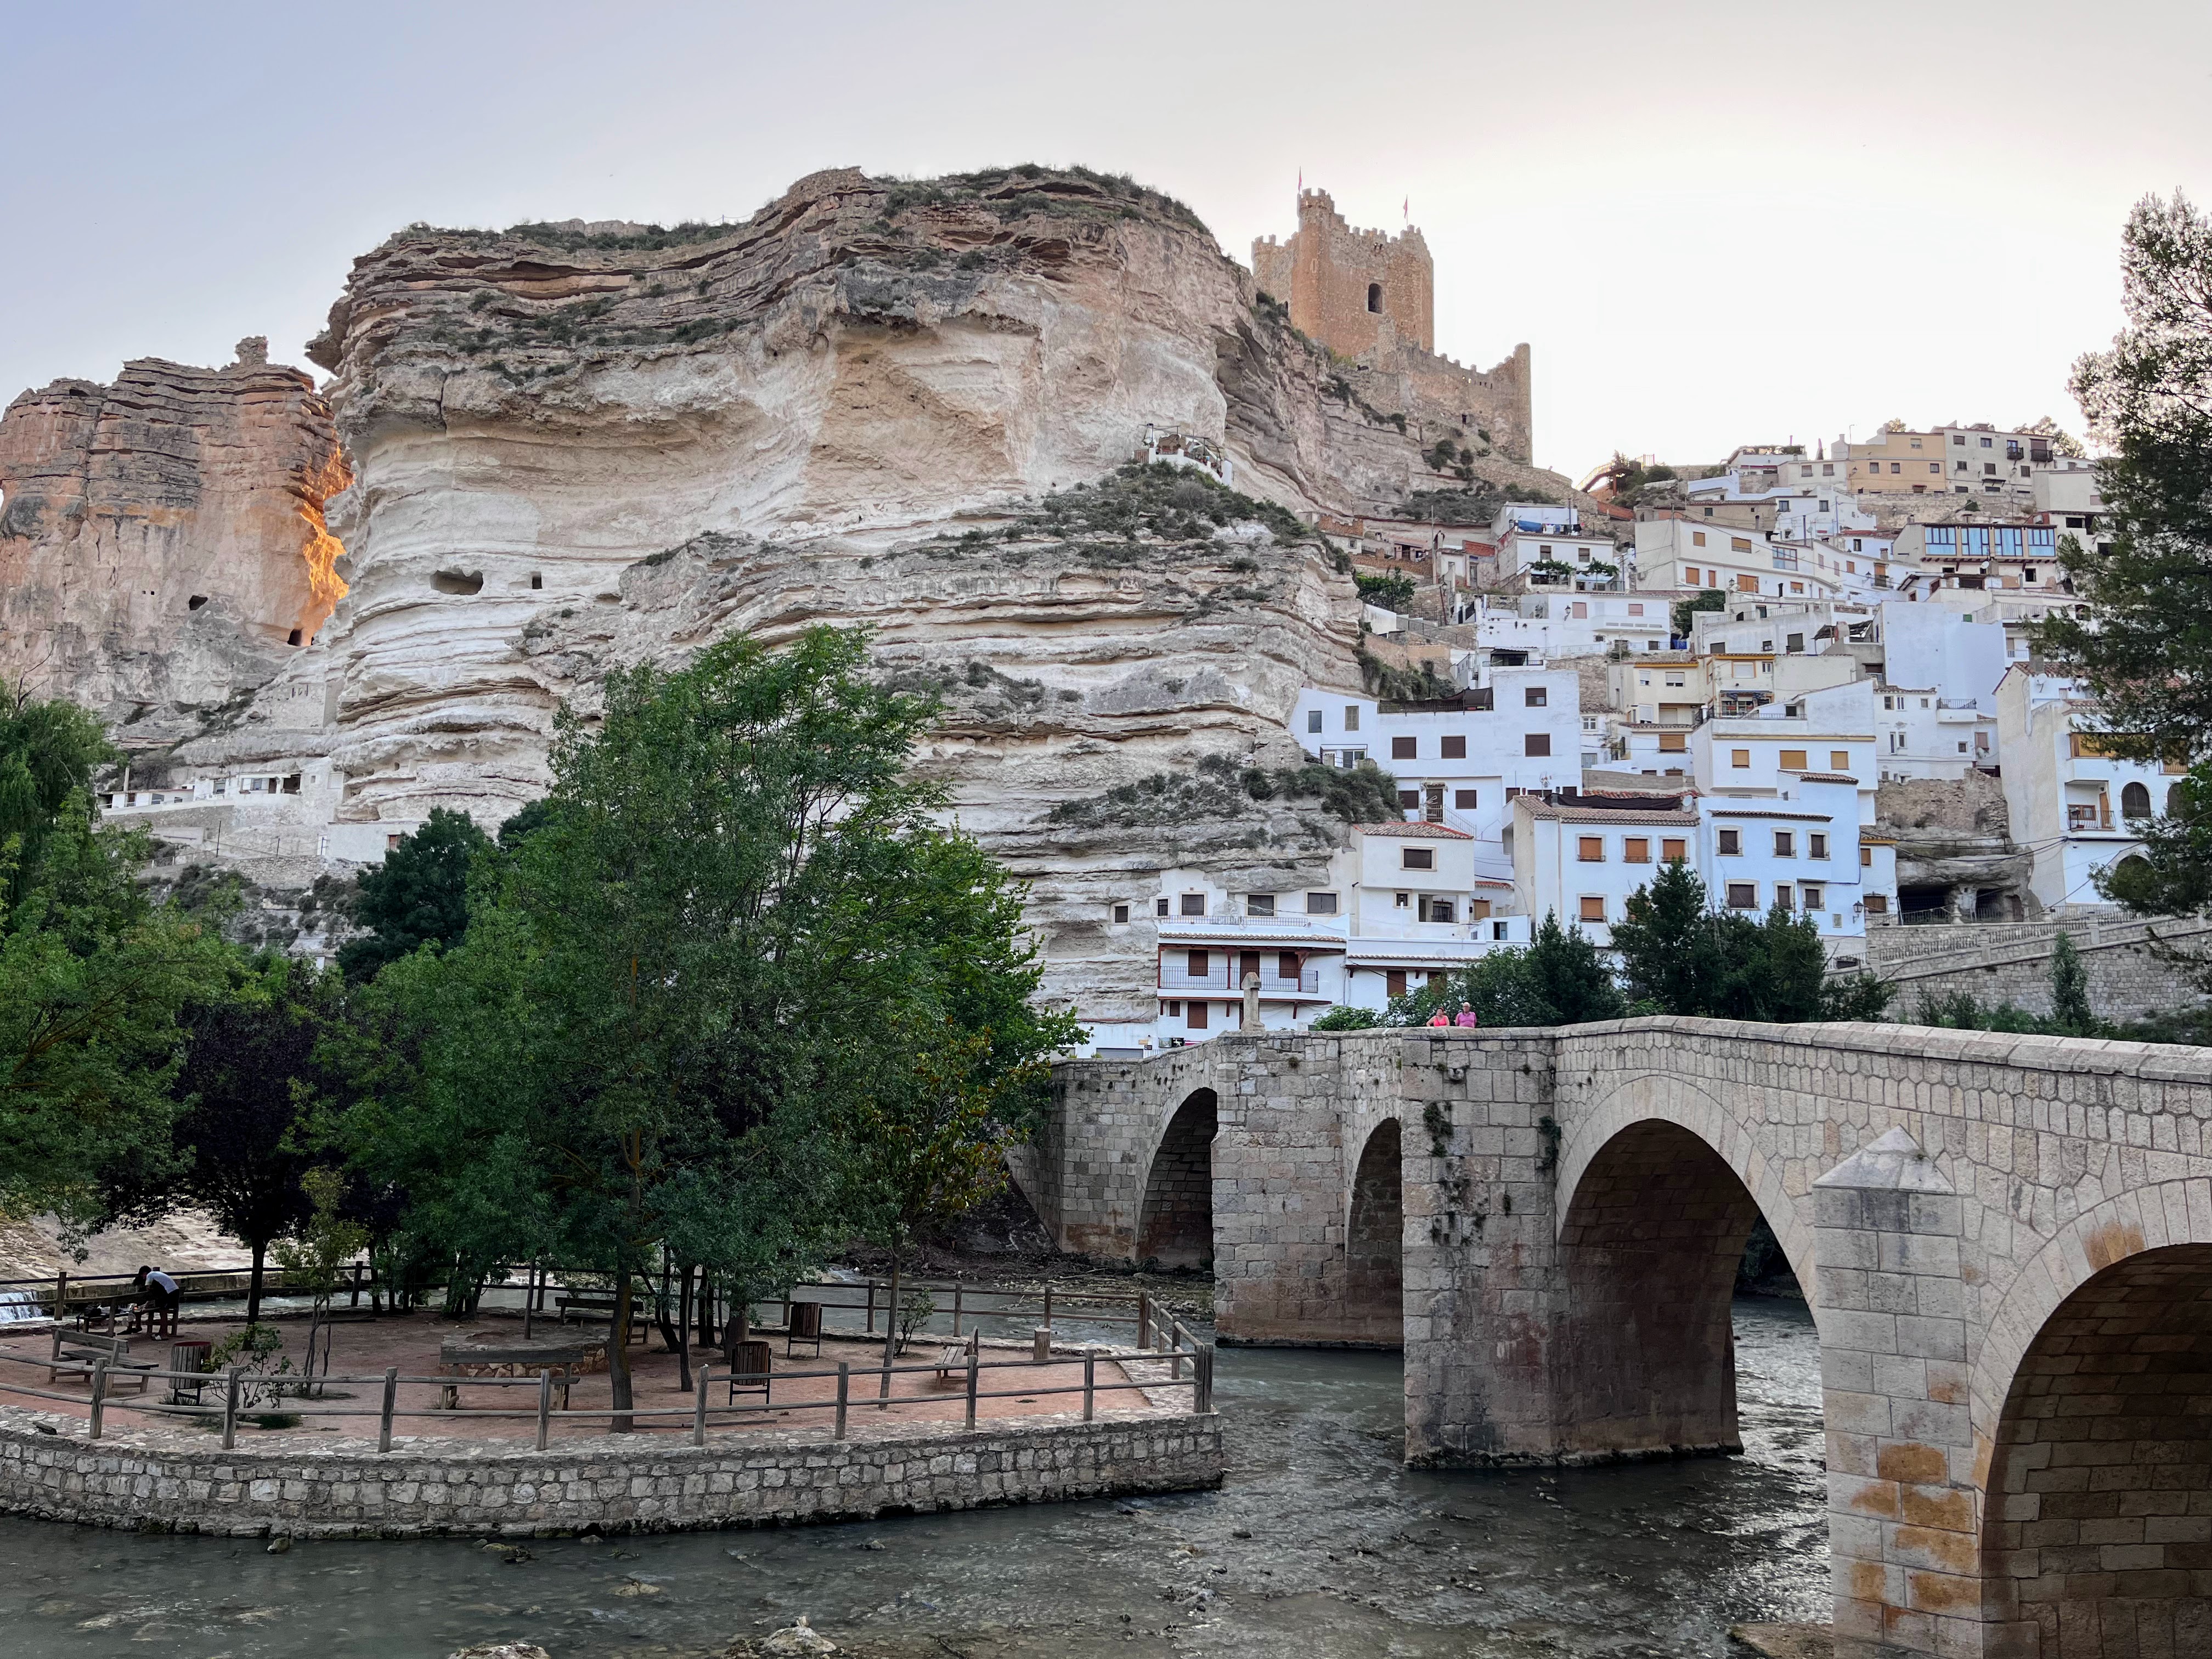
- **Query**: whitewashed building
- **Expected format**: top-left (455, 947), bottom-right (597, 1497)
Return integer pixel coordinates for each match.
top-left (1995, 665), bottom-right (2172, 915)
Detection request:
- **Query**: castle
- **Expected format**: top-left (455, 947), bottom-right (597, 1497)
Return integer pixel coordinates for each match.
top-left (1252, 189), bottom-right (1533, 464)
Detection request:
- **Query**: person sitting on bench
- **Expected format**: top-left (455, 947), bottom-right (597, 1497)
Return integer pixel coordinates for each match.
top-left (129, 1266), bottom-right (182, 1339)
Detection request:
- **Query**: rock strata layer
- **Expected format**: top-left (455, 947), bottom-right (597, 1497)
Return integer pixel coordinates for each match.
top-left (0, 339), bottom-right (349, 747)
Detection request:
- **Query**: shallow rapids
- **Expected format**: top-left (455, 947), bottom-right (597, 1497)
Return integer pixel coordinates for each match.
top-left (3, 1298), bottom-right (1826, 1657)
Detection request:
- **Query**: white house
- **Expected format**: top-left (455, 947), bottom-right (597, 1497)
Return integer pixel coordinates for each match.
top-left (1634, 517), bottom-right (1842, 602)
top-left (1995, 665), bottom-right (2172, 915)
top-left (1510, 795), bottom-right (1702, 944)
top-left (1472, 591), bottom-right (1680, 658)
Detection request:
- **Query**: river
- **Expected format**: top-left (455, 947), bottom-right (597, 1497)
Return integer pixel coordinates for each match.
top-left (2, 1298), bottom-right (1825, 1657)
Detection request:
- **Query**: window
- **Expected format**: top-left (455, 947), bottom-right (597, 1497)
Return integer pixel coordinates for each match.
top-left (1774, 883), bottom-right (1793, 910)
top-left (1578, 836), bottom-right (1605, 862)
top-left (1658, 732), bottom-right (1687, 753)
top-left (1112, 904), bottom-right (1129, 924)
top-left (1736, 574), bottom-right (1758, 592)
top-left (1279, 952), bottom-right (1300, 980)
top-left (1525, 733), bottom-right (1550, 757)
top-left (530, 572), bottom-right (544, 590)
top-left (1307, 891), bottom-right (1338, 915)
top-left (1427, 900), bottom-right (1455, 924)
top-left (1731, 748), bottom-right (1751, 769)
top-left (1624, 837), bottom-right (1651, 863)
top-left (1692, 531), bottom-right (1707, 548)
top-left (1774, 830), bottom-right (1795, 856)
top-left (1785, 633), bottom-right (1803, 653)
top-left (1367, 282), bottom-right (1383, 314)
top-left (1187, 950), bottom-right (1209, 976)
top-left (1830, 749), bottom-right (1850, 771)
top-left (1571, 601), bottom-right (1588, 619)
top-left (1166, 1000), bottom-right (1181, 1017)
top-left (1866, 894), bottom-right (1888, 914)
top-left (1247, 894), bottom-right (1275, 918)
top-left (1662, 837), bottom-right (1688, 862)
top-left (1308, 709), bottom-right (1323, 733)
top-left (1578, 895), bottom-right (1606, 923)
top-left (1432, 733), bottom-right (1466, 761)
top-left (1803, 883), bottom-right (1824, 910)
top-left (1980, 435), bottom-right (1993, 448)
top-left (1525, 686), bottom-right (1548, 707)
top-left (1891, 462), bottom-right (1902, 474)
top-left (1809, 832), bottom-right (1828, 859)
top-left (1780, 749), bottom-right (1807, 770)
top-left (1725, 882), bottom-right (1758, 909)
top-left (1398, 789), bottom-right (1420, 808)
top-left (1187, 1000), bottom-right (1209, 1029)
top-left (1731, 537), bottom-right (1752, 552)
top-left (1396, 891), bottom-right (1411, 908)
top-left (1402, 847), bottom-right (1434, 871)
top-left (1386, 969), bottom-right (1407, 998)
top-left (2121, 781), bottom-right (2152, 819)
top-left (1929, 461), bottom-right (1940, 473)
top-left (1392, 735), bottom-right (1417, 760)
top-left (1953, 434), bottom-right (1967, 445)
top-left (1861, 845), bottom-right (1873, 866)
top-left (1344, 706), bottom-right (1359, 731)
top-left (1718, 828), bottom-right (1741, 855)
top-left (1156, 897), bottom-right (1170, 917)
top-left (1685, 566), bottom-right (1701, 585)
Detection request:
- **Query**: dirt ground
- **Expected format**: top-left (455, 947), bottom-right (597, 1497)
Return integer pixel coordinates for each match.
top-left (0, 1311), bottom-right (1164, 1444)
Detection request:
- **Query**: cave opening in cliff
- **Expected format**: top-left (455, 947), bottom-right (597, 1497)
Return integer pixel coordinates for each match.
top-left (288, 628), bottom-right (303, 645)
top-left (433, 569), bottom-right (485, 596)
top-left (188, 594), bottom-right (208, 610)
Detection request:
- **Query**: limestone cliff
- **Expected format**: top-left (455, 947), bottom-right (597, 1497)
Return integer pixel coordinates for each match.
top-left (0, 340), bottom-right (349, 746)
top-left (53, 166), bottom-right (1577, 1020)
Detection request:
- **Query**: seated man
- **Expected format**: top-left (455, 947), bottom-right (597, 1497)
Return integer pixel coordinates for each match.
top-left (130, 1265), bottom-right (182, 1339)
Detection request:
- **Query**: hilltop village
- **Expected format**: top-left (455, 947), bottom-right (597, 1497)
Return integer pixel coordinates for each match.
top-left (0, 171), bottom-right (2149, 1056)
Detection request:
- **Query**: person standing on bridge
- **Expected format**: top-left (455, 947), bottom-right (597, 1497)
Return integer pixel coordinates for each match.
top-left (1454, 1002), bottom-right (1480, 1028)
top-left (1426, 1008), bottom-right (1452, 1028)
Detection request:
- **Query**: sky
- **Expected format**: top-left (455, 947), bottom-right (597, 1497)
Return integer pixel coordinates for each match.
top-left (4, 1), bottom-right (2209, 482)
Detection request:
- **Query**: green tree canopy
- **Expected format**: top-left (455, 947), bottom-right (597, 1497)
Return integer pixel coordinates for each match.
top-left (1672, 588), bottom-right (1726, 640)
top-left (348, 628), bottom-right (1075, 1422)
top-left (337, 807), bottom-right (494, 982)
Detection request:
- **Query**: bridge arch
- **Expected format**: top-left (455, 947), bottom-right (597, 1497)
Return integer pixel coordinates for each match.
top-left (1554, 1068), bottom-right (1818, 1317)
top-left (1135, 1086), bottom-right (1217, 1269)
top-left (1345, 1116), bottom-right (1404, 1343)
top-left (1968, 1188), bottom-right (2212, 1658)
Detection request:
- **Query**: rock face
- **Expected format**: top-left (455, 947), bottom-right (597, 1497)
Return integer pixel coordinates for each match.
top-left (32, 166), bottom-right (1579, 1019)
top-left (0, 340), bottom-right (349, 746)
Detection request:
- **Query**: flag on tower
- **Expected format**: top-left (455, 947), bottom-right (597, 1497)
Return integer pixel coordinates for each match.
top-left (1403, 195), bottom-right (1409, 222)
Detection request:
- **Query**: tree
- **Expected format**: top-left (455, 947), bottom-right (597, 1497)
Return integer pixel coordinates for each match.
top-left (1672, 589), bottom-right (1726, 640)
top-left (1380, 913), bottom-right (1624, 1028)
top-left (0, 693), bottom-right (234, 1222)
top-left (1353, 571), bottom-right (1417, 611)
top-left (2048, 930), bottom-right (2095, 1035)
top-left (1608, 859), bottom-right (1728, 1013)
top-left (2042, 191), bottom-right (2212, 759)
top-left (337, 807), bottom-right (493, 982)
top-left (104, 956), bottom-right (346, 1323)
top-left (352, 627), bottom-right (1076, 1426)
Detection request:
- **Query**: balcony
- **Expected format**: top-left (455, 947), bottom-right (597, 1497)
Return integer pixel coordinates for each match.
top-left (1158, 964), bottom-right (1323, 997)
top-left (2066, 804), bottom-right (2111, 833)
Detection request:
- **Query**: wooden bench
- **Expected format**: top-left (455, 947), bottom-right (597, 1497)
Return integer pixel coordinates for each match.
top-left (933, 1330), bottom-right (979, 1385)
top-left (47, 1329), bottom-right (157, 1394)
top-left (554, 1291), bottom-right (646, 1344)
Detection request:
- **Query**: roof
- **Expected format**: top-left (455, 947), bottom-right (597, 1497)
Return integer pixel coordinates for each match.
top-left (1523, 803), bottom-right (1700, 825)
top-left (1354, 821), bottom-right (1474, 839)
top-left (1859, 831), bottom-right (1899, 846)
top-left (1792, 772), bottom-right (1861, 784)
top-left (1709, 809), bottom-right (1836, 822)
top-left (1346, 943), bottom-right (1515, 966)
top-left (1156, 928), bottom-right (1349, 950)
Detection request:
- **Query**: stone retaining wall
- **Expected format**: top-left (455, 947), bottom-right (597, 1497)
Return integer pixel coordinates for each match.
top-left (1862, 915), bottom-right (2212, 1020)
top-left (0, 1407), bottom-right (1223, 1538)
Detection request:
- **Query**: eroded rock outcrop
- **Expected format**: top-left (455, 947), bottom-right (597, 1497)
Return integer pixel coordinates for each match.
top-left (0, 340), bottom-right (349, 746)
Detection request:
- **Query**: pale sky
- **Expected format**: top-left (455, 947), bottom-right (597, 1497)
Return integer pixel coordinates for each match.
top-left (5, 1), bottom-right (2208, 481)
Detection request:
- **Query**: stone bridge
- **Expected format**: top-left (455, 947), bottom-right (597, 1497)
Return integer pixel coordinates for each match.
top-left (1028, 1019), bottom-right (2212, 1659)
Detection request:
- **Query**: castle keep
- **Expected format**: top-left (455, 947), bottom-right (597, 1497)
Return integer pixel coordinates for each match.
top-left (1252, 189), bottom-right (1535, 463)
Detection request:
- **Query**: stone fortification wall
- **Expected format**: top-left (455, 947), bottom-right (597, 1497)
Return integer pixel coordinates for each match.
top-left (1864, 915), bottom-right (2212, 1020)
top-left (0, 1407), bottom-right (1222, 1538)
top-left (1251, 189), bottom-right (1434, 358)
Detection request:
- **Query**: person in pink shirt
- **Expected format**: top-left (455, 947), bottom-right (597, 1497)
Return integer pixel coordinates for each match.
top-left (1426, 1009), bottom-right (1452, 1028)
top-left (1453, 1002), bottom-right (1480, 1028)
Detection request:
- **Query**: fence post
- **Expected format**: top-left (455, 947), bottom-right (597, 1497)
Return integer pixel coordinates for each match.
top-left (952, 1281), bottom-right (962, 1338)
top-left (1196, 1342), bottom-right (1214, 1415)
top-left (522, 1262), bottom-right (536, 1341)
top-left (53, 1268), bottom-right (67, 1323)
top-left (1083, 1352), bottom-right (1095, 1422)
top-left (865, 1281), bottom-right (876, 1335)
top-left (221, 1366), bottom-right (242, 1450)
top-left (834, 1362), bottom-right (850, 1440)
top-left (964, 1348), bottom-right (979, 1430)
top-left (693, 1364), bottom-right (709, 1447)
top-left (1042, 1285), bottom-right (1052, 1334)
top-left (1032, 1327), bottom-right (1051, 1362)
top-left (1170, 1321), bottom-right (1185, 1382)
top-left (535, 1369), bottom-right (552, 1451)
top-left (89, 1361), bottom-right (108, 1440)
top-left (377, 1366), bottom-right (398, 1453)
top-left (1137, 1290), bottom-right (1150, 1350)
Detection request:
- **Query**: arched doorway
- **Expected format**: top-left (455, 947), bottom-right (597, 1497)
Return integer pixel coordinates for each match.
top-left (1136, 1089), bottom-right (1217, 1269)
top-left (1982, 1244), bottom-right (2212, 1657)
top-left (1346, 1119), bottom-right (1403, 1344)
top-left (1554, 1119), bottom-right (1776, 1458)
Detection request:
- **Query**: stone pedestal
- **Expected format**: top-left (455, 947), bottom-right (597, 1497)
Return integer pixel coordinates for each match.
top-left (1813, 1128), bottom-right (1978, 1659)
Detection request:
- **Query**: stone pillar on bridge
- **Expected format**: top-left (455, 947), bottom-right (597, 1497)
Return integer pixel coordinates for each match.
top-left (1813, 1127), bottom-right (1980, 1659)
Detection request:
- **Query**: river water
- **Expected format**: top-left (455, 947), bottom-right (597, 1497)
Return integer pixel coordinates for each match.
top-left (2, 1299), bottom-right (1826, 1658)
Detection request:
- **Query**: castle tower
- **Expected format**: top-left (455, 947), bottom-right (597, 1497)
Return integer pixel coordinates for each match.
top-left (1250, 189), bottom-right (1434, 362)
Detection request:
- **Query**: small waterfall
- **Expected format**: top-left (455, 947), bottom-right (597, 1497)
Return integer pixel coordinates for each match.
top-left (0, 1287), bottom-right (50, 1324)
